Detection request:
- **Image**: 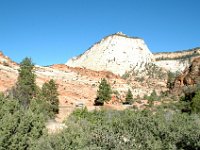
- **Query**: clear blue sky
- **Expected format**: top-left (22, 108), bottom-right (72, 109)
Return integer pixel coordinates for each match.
top-left (0, 0), bottom-right (199, 66)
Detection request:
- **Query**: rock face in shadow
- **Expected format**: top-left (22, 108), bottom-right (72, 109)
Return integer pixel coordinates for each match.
top-left (172, 57), bottom-right (200, 96)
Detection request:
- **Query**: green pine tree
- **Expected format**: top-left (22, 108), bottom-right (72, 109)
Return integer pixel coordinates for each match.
top-left (125, 89), bottom-right (134, 104)
top-left (42, 79), bottom-right (59, 116)
top-left (94, 78), bottom-right (112, 105)
top-left (16, 57), bottom-right (36, 108)
top-left (147, 90), bottom-right (160, 107)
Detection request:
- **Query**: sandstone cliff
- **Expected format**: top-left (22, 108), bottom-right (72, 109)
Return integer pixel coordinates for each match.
top-left (153, 47), bottom-right (200, 73)
top-left (66, 32), bottom-right (154, 76)
top-left (154, 47), bottom-right (200, 60)
top-left (172, 57), bottom-right (200, 96)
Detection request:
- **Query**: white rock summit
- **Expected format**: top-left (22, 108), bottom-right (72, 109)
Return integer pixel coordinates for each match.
top-left (66, 32), bottom-right (154, 75)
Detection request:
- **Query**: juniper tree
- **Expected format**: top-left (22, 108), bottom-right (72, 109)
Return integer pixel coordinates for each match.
top-left (42, 79), bottom-right (59, 116)
top-left (95, 78), bottom-right (112, 105)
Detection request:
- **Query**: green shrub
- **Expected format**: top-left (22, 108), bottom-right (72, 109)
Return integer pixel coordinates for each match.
top-left (35, 109), bottom-right (200, 150)
top-left (0, 96), bottom-right (46, 150)
top-left (191, 91), bottom-right (200, 114)
top-left (42, 79), bottom-right (59, 117)
top-left (124, 89), bottom-right (134, 104)
top-left (94, 78), bottom-right (112, 105)
top-left (145, 90), bottom-right (161, 107)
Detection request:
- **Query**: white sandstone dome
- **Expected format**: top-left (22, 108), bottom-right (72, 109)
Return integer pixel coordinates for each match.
top-left (66, 32), bottom-right (154, 75)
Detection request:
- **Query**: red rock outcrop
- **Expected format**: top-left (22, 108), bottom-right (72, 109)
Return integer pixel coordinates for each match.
top-left (51, 64), bottom-right (120, 79)
top-left (172, 57), bottom-right (200, 95)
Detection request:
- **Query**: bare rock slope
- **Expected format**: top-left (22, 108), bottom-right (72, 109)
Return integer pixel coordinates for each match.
top-left (66, 32), bottom-right (154, 75)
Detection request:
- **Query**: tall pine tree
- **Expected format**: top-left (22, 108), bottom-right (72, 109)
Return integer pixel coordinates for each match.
top-left (16, 57), bottom-right (36, 108)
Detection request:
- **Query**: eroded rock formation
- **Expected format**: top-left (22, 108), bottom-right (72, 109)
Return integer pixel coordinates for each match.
top-left (172, 57), bottom-right (200, 95)
top-left (66, 32), bottom-right (154, 75)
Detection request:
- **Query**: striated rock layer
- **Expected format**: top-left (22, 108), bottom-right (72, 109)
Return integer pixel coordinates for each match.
top-left (66, 32), bottom-right (154, 76)
top-left (154, 47), bottom-right (200, 60)
top-left (154, 47), bottom-right (200, 73)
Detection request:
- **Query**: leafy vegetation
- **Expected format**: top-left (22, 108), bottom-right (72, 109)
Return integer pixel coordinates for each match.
top-left (180, 85), bottom-right (200, 114)
top-left (144, 90), bottom-right (161, 107)
top-left (0, 57), bottom-right (60, 150)
top-left (124, 89), bottom-right (134, 104)
top-left (191, 91), bottom-right (200, 113)
top-left (1, 57), bottom-right (200, 150)
top-left (121, 63), bottom-right (167, 81)
top-left (42, 79), bottom-right (59, 117)
top-left (35, 108), bottom-right (200, 150)
top-left (94, 78), bottom-right (112, 105)
top-left (145, 63), bottom-right (166, 79)
top-left (0, 92), bottom-right (46, 150)
top-left (15, 57), bottom-right (37, 108)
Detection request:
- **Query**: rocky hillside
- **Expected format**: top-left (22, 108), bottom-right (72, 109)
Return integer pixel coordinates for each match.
top-left (0, 51), bottom-right (17, 67)
top-left (0, 51), bottom-right (168, 121)
top-left (154, 47), bottom-right (200, 60)
top-left (66, 32), bottom-right (154, 76)
top-left (66, 32), bottom-right (199, 74)
top-left (0, 33), bottom-right (199, 122)
top-left (154, 47), bottom-right (200, 73)
top-left (172, 57), bottom-right (200, 96)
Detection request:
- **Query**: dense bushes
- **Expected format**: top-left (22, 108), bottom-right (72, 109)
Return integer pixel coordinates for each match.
top-left (35, 108), bottom-right (200, 150)
top-left (191, 91), bottom-right (200, 113)
top-left (0, 95), bottom-right (46, 150)
top-left (0, 57), bottom-right (59, 150)
top-left (180, 85), bottom-right (200, 114)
